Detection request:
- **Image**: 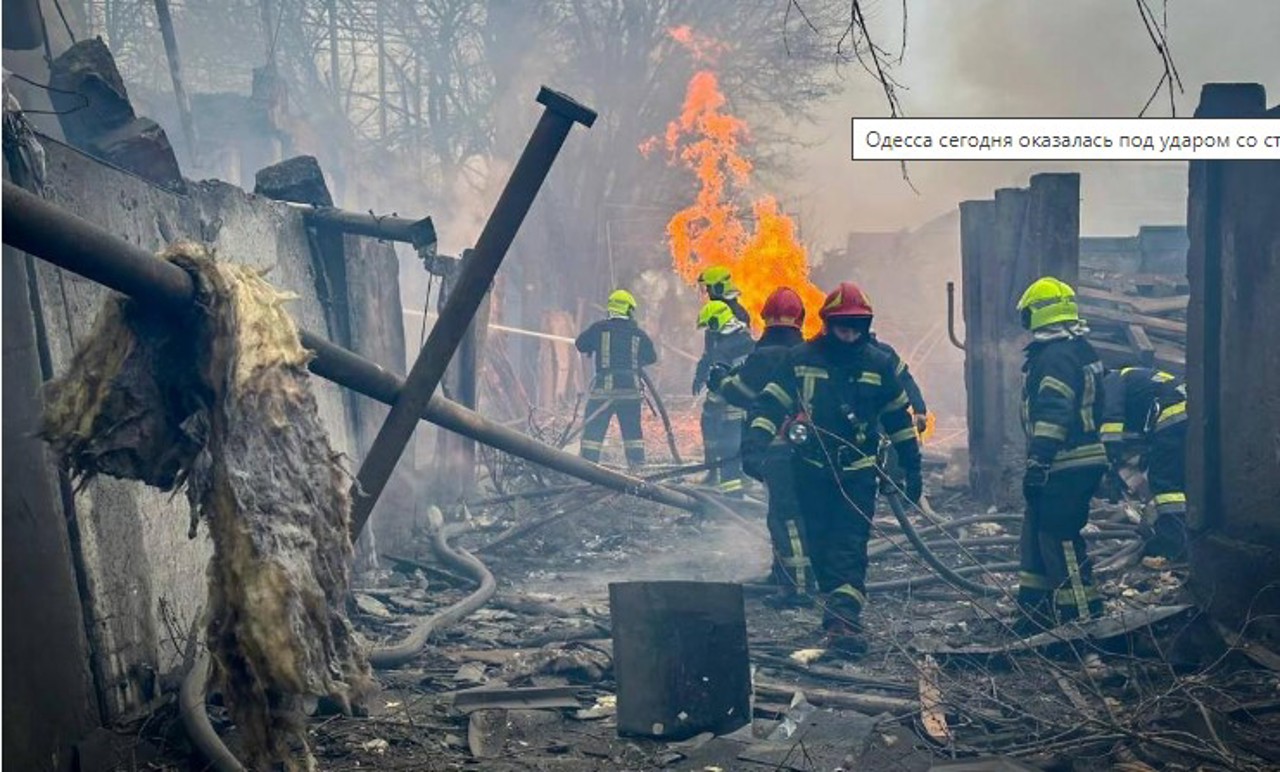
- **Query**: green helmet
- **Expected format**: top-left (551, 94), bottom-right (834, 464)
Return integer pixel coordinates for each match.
top-left (607, 289), bottom-right (637, 317)
top-left (697, 300), bottom-right (736, 332)
top-left (697, 265), bottom-right (738, 299)
top-left (1016, 276), bottom-right (1079, 331)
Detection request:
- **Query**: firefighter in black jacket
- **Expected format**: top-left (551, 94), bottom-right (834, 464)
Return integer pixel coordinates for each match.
top-left (575, 290), bottom-right (657, 467)
top-left (694, 299), bottom-right (755, 495)
top-left (1015, 277), bottom-right (1109, 629)
top-left (868, 333), bottom-right (929, 434)
top-left (1100, 367), bottom-right (1188, 559)
top-left (710, 287), bottom-right (816, 603)
top-left (744, 282), bottom-right (922, 654)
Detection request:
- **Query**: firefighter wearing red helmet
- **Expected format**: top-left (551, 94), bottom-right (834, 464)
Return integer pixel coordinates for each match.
top-left (709, 287), bottom-right (817, 604)
top-left (743, 281), bottom-right (922, 656)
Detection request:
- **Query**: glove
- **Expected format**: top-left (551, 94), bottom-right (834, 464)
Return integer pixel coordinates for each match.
top-left (913, 412), bottom-right (929, 435)
top-left (1023, 460), bottom-right (1051, 501)
top-left (904, 468), bottom-right (923, 504)
top-left (707, 363), bottom-right (730, 392)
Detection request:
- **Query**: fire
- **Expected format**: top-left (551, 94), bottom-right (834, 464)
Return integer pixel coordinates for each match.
top-left (644, 29), bottom-right (827, 337)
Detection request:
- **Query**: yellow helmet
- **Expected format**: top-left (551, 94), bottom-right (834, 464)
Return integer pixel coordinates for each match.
top-left (1016, 276), bottom-right (1079, 331)
top-left (697, 300), bottom-right (736, 332)
top-left (697, 265), bottom-right (738, 299)
top-left (607, 289), bottom-right (637, 317)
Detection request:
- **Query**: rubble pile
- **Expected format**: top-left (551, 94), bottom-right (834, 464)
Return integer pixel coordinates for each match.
top-left (41, 243), bottom-right (372, 770)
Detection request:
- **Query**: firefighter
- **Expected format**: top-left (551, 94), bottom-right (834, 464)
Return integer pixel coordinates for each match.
top-left (1100, 367), bottom-right (1188, 559)
top-left (694, 299), bottom-right (755, 495)
top-left (709, 287), bottom-right (817, 603)
top-left (744, 282), bottom-right (922, 655)
top-left (1015, 277), bottom-right (1108, 630)
top-left (697, 266), bottom-right (752, 327)
top-left (868, 332), bottom-right (929, 435)
top-left (575, 289), bottom-right (657, 468)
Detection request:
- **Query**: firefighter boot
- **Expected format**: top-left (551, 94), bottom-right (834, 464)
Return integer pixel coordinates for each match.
top-left (823, 617), bottom-right (869, 658)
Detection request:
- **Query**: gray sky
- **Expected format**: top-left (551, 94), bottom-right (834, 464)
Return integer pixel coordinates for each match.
top-left (782, 0), bottom-right (1280, 248)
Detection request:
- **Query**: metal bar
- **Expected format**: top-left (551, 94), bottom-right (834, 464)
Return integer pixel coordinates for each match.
top-left (153, 0), bottom-right (198, 165)
top-left (298, 205), bottom-right (437, 253)
top-left (1, 181), bottom-right (704, 518)
top-left (945, 281), bottom-right (965, 351)
top-left (348, 87), bottom-right (597, 538)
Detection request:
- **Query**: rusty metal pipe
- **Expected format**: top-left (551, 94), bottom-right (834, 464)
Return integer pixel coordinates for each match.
top-left (1, 181), bottom-right (703, 517)
top-left (946, 281), bottom-right (966, 351)
top-left (348, 87), bottom-right (597, 538)
top-left (298, 206), bottom-right (437, 253)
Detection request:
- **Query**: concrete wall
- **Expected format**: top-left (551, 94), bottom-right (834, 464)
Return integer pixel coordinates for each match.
top-left (7, 136), bottom-right (407, 746)
top-left (1185, 84), bottom-right (1280, 643)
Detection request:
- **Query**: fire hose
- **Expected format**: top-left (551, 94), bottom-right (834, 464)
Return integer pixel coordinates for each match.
top-left (640, 369), bottom-right (683, 464)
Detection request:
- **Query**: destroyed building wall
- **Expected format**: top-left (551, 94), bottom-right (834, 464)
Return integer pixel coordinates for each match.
top-left (1185, 83), bottom-right (1280, 642)
top-left (5, 136), bottom-right (407, 752)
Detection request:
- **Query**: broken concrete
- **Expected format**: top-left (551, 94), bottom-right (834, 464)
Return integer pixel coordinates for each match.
top-left (88, 117), bottom-right (184, 193)
top-left (254, 155), bottom-right (334, 207)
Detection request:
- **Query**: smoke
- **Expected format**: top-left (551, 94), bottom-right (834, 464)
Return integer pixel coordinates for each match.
top-left (786, 0), bottom-right (1280, 246)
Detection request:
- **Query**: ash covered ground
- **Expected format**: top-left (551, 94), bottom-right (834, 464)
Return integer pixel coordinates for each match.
top-left (122, 433), bottom-right (1280, 771)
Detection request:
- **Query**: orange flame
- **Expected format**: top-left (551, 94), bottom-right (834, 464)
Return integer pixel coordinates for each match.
top-left (645, 29), bottom-right (827, 337)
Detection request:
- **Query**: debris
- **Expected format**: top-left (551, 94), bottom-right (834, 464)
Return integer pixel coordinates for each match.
top-left (354, 593), bottom-right (393, 619)
top-left (755, 681), bottom-right (919, 714)
top-left (41, 243), bottom-right (372, 770)
top-left (928, 757), bottom-right (1040, 771)
top-left (253, 155), bottom-right (334, 207)
top-left (467, 708), bottom-right (562, 759)
top-left (359, 738), bottom-right (389, 754)
top-left (453, 685), bottom-right (583, 713)
top-left (918, 656), bottom-right (952, 743)
top-left (669, 731), bottom-right (715, 751)
top-left (765, 691), bottom-right (816, 741)
top-left (574, 694), bottom-right (617, 720)
top-left (924, 604), bottom-right (1194, 656)
top-left (1142, 556), bottom-right (1169, 570)
top-left (789, 648), bottom-right (826, 665)
top-left (741, 707), bottom-right (879, 771)
top-left (452, 662), bottom-right (488, 686)
top-left (501, 641), bottom-right (612, 683)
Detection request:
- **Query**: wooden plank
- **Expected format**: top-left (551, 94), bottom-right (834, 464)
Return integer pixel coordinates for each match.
top-left (1125, 323), bottom-right (1156, 366)
top-left (1078, 301), bottom-right (1187, 336)
top-left (1078, 285), bottom-right (1188, 316)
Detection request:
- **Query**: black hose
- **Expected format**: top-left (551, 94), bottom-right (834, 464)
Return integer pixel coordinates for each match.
top-left (884, 493), bottom-right (1005, 597)
top-left (179, 652), bottom-right (245, 772)
top-left (368, 521), bottom-right (497, 668)
top-left (640, 369), bottom-right (683, 464)
top-left (869, 561), bottom-right (1022, 592)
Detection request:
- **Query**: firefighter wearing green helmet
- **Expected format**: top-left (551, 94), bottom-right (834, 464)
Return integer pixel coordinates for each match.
top-left (1015, 276), bottom-right (1109, 631)
top-left (575, 289), bottom-right (657, 467)
top-left (694, 299), bottom-right (754, 495)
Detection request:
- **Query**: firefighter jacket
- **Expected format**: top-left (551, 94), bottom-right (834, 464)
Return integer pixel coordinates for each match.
top-left (868, 333), bottom-right (927, 415)
top-left (715, 326), bottom-right (805, 411)
top-left (1099, 367), bottom-right (1187, 454)
top-left (694, 325), bottom-right (754, 397)
top-left (1022, 335), bottom-right (1108, 473)
top-left (575, 317), bottom-right (657, 396)
top-left (701, 296), bottom-right (752, 352)
top-left (744, 334), bottom-right (921, 476)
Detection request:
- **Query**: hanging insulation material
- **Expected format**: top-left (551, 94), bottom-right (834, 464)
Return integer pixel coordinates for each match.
top-left (41, 241), bottom-right (372, 771)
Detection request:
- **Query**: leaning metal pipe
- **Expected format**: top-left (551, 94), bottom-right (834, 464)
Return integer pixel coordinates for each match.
top-left (350, 87), bottom-right (597, 538)
top-left (179, 652), bottom-right (245, 772)
top-left (946, 281), bottom-right (966, 351)
top-left (0, 181), bottom-right (704, 518)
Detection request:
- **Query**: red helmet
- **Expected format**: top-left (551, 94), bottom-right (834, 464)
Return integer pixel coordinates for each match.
top-left (818, 281), bottom-right (874, 320)
top-left (761, 287), bottom-right (806, 329)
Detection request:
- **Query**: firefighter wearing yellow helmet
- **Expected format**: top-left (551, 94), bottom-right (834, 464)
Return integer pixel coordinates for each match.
top-left (1015, 277), bottom-right (1109, 632)
top-left (694, 299), bottom-right (754, 495)
top-left (574, 289), bottom-right (657, 467)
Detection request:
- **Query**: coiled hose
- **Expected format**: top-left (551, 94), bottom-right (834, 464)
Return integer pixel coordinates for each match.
top-left (182, 519), bottom-right (496, 770)
top-left (883, 493), bottom-right (1007, 597)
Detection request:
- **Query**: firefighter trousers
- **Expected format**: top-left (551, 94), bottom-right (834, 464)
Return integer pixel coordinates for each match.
top-left (763, 449), bottom-right (816, 596)
top-left (700, 401), bottom-right (744, 494)
top-left (580, 393), bottom-right (645, 467)
top-left (1146, 420), bottom-right (1187, 558)
top-left (794, 463), bottom-right (876, 629)
top-left (1018, 465), bottom-right (1106, 626)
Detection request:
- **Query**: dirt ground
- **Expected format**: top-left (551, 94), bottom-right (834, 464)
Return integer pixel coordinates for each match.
top-left (119, 452), bottom-right (1280, 771)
